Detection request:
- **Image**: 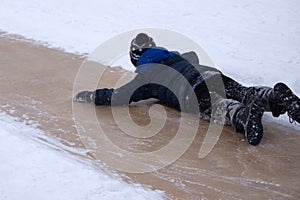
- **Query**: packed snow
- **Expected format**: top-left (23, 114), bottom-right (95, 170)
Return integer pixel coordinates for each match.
top-left (0, 112), bottom-right (165, 200)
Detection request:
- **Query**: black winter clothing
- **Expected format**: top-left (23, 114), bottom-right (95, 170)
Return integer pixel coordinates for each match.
top-left (93, 50), bottom-right (221, 114)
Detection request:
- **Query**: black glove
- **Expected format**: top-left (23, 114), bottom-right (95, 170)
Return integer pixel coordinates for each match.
top-left (73, 91), bottom-right (94, 103)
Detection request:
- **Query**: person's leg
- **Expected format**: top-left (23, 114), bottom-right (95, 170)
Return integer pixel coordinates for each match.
top-left (195, 83), bottom-right (264, 145)
top-left (220, 75), bottom-right (300, 122)
top-left (204, 74), bottom-right (269, 105)
top-left (220, 75), bottom-right (281, 111)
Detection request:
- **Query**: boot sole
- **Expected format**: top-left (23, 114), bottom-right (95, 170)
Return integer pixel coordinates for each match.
top-left (245, 100), bottom-right (264, 145)
top-left (274, 82), bottom-right (300, 123)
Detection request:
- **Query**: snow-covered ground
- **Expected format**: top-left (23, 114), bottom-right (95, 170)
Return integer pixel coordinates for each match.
top-left (0, 1), bottom-right (300, 199)
top-left (0, 112), bottom-right (165, 200)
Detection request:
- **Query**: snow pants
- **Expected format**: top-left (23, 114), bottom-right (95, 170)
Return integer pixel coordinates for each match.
top-left (194, 74), bottom-right (278, 125)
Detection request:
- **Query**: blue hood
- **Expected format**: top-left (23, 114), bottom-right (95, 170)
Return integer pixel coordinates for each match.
top-left (136, 47), bottom-right (175, 68)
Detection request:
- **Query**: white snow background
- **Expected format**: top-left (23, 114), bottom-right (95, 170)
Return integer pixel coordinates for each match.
top-left (0, 0), bottom-right (300, 199)
top-left (0, 112), bottom-right (165, 200)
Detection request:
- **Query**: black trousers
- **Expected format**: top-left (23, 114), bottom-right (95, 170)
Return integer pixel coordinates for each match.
top-left (194, 74), bottom-right (278, 124)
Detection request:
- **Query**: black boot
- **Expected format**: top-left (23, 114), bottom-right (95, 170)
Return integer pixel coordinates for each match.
top-left (233, 100), bottom-right (265, 145)
top-left (273, 82), bottom-right (300, 123)
top-left (242, 87), bottom-right (286, 118)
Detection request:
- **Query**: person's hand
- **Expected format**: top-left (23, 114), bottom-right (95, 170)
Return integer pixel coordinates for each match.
top-left (73, 91), bottom-right (94, 103)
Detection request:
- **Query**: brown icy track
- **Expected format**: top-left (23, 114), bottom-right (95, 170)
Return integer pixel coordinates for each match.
top-left (0, 33), bottom-right (300, 199)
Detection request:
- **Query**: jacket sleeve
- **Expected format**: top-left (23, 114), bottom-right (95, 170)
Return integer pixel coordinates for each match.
top-left (93, 76), bottom-right (156, 106)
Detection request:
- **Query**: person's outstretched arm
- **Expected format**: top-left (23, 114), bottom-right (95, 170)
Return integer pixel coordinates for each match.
top-left (73, 76), bottom-right (157, 106)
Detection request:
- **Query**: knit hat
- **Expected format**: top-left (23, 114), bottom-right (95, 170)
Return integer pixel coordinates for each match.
top-left (130, 33), bottom-right (156, 65)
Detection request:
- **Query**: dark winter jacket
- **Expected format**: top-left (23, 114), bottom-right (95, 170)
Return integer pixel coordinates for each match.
top-left (93, 47), bottom-right (221, 113)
